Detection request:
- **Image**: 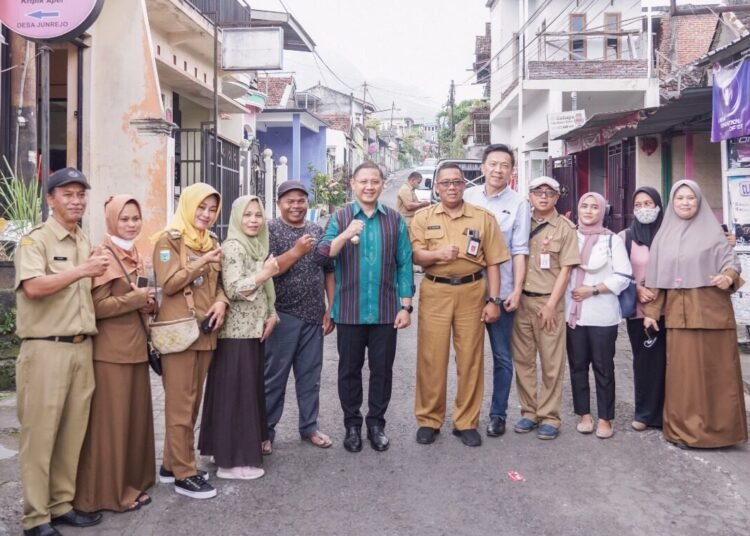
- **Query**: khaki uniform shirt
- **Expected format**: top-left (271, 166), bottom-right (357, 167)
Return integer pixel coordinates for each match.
top-left (92, 275), bottom-right (149, 363)
top-left (397, 183), bottom-right (419, 222)
top-left (411, 202), bottom-right (510, 277)
top-left (153, 232), bottom-right (229, 351)
top-left (523, 210), bottom-right (580, 294)
top-left (14, 217), bottom-right (96, 338)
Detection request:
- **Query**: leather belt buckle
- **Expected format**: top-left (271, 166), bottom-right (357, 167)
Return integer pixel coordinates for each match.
top-left (72, 335), bottom-right (85, 344)
top-left (449, 277), bottom-right (461, 285)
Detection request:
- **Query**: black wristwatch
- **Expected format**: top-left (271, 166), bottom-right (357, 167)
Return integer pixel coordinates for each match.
top-left (591, 286), bottom-right (600, 296)
top-left (486, 297), bottom-right (502, 306)
top-left (401, 305), bottom-right (414, 314)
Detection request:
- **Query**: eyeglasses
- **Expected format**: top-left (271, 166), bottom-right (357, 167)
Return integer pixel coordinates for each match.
top-left (437, 180), bottom-right (465, 188)
top-left (530, 189), bottom-right (558, 198)
top-left (353, 179), bottom-right (383, 186)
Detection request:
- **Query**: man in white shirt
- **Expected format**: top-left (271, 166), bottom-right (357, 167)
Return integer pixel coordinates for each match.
top-left (463, 144), bottom-right (530, 437)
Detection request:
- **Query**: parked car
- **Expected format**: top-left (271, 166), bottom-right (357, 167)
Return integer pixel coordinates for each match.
top-left (414, 166), bottom-right (435, 203)
top-left (430, 159), bottom-right (484, 202)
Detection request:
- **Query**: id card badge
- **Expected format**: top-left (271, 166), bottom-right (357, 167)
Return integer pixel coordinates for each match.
top-left (467, 238), bottom-right (480, 257)
top-left (540, 252), bottom-right (551, 269)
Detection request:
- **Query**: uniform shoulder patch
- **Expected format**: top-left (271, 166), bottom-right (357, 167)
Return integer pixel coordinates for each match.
top-left (168, 230), bottom-right (182, 239)
top-left (208, 230), bottom-right (219, 240)
top-left (559, 215), bottom-right (576, 229)
top-left (20, 236), bottom-right (35, 247)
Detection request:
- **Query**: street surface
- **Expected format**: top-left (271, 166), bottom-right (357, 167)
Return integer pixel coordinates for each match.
top-left (0, 169), bottom-right (749, 535)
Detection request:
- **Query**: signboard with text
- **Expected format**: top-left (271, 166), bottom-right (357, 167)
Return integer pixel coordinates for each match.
top-left (548, 110), bottom-right (587, 139)
top-left (712, 58), bottom-right (750, 142)
top-left (0, 0), bottom-right (104, 43)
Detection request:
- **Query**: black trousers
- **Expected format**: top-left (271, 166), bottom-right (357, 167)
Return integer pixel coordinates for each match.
top-left (566, 324), bottom-right (618, 420)
top-left (626, 317), bottom-right (666, 427)
top-left (336, 324), bottom-right (398, 429)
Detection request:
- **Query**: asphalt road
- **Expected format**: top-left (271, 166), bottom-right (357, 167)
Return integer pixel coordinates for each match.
top-left (1, 168), bottom-right (749, 535)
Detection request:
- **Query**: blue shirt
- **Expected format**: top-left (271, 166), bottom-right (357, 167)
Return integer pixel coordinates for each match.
top-left (317, 201), bottom-right (414, 324)
top-left (463, 185), bottom-right (530, 299)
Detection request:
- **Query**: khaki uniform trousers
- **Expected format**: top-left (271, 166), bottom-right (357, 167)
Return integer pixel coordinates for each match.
top-left (161, 349), bottom-right (212, 480)
top-left (511, 295), bottom-right (566, 427)
top-left (415, 278), bottom-right (486, 430)
top-left (16, 339), bottom-right (95, 530)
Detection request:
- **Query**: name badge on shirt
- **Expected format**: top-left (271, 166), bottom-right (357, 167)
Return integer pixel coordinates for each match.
top-left (540, 253), bottom-right (551, 269)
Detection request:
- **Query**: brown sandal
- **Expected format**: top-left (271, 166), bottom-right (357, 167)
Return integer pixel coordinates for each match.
top-left (261, 440), bottom-right (273, 455)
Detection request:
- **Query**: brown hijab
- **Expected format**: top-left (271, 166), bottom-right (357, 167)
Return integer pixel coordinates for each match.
top-left (93, 195), bottom-right (144, 288)
top-left (645, 180), bottom-right (739, 289)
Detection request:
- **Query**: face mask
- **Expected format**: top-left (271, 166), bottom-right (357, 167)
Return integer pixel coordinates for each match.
top-left (634, 206), bottom-right (660, 224)
top-left (111, 235), bottom-right (135, 251)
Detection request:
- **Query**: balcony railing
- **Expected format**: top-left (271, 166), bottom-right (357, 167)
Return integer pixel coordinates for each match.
top-left (185, 0), bottom-right (252, 26)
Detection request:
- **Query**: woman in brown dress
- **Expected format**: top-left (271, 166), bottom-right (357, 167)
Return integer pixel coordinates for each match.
top-left (74, 195), bottom-right (156, 513)
top-left (151, 183), bottom-right (228, 500)
top-left (644, 179), bottom-right (748, 449)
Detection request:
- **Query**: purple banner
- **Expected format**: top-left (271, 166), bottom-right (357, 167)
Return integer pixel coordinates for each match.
top-left (712, 59), bottom-right (750, 142)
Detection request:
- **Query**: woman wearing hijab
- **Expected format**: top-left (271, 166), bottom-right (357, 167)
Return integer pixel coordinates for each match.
top-left (619, 187), bottom-right (666, 432)
top-left (565, 192), bottom-right (632, 439)
top-left (644, 180), bottom-right (747, 449)
top-left (199, 196), bottom-right (279, 480)
top-left (74, 195), bottom-right (156, 513)
top-left (151, 183), bottom-right (229, 499)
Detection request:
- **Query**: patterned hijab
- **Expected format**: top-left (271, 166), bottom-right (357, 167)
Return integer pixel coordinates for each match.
top-left (225, 195), bottom-right (275, 308)
top-left (645, 180), bottom-right (740, 289)
top-left (151, 183), bottom-right (221, 251)
top-left (94, 195), bottom-right (144, 289)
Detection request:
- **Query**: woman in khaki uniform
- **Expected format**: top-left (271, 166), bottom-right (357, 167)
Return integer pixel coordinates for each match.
top-left (151, 183), bottom-right (228, 499)
top-left (74, 195), bottom-right (156, 513)
top-left (644, 180), bottom-right (747, 449)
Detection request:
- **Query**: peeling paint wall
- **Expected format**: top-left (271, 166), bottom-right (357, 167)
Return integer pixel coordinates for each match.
top-left (84, 0), bottom-right (169, 255)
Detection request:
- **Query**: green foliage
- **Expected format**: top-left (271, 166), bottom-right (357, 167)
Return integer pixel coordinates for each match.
top-left (309, 165), bottom-right (347, 208)
top-left (437, 99), bottom-right (488, 159)
top-left (0, 308), bottom-right (16, 337)
top-left (0, 157), bottom-right (42, 228)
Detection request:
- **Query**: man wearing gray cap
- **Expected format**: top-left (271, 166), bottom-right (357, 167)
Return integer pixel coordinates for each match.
top-left (14, 168), bottom-right (109, 534)
top-left (511, 176), bottom-right (580, 441)
top-left (264, 180), bottom-right (336, 452)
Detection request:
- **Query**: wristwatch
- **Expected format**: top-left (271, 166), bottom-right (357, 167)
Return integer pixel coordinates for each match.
top-left (591, 286), bottom-right (600, 296)
top-left (401, 305), bottom-right (414, 314)
top-left (486, 297), bottom-right (502, 305)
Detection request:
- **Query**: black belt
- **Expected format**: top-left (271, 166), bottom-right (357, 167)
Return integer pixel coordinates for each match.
top-left (425, 270), bottom-right (483, 285)
top-left (25, 335), bottom-right (89, 344)
top-left (522, 291), bottom-right (551, 297)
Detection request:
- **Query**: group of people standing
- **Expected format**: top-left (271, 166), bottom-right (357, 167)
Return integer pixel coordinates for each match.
top-left (12, 148), bottom-right (749, 534)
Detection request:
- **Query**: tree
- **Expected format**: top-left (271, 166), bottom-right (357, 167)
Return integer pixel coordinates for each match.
top-left (436, 99), bottom-right (486, 158)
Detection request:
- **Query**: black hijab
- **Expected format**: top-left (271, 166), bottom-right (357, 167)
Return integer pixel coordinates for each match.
top-left (629, 186), bottom-right (663, 248)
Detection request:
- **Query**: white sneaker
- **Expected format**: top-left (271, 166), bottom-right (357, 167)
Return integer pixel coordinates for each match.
top-left (241, 466), bottom-right (265, 480)
top-left (217, 466), bottom-right (265, 480)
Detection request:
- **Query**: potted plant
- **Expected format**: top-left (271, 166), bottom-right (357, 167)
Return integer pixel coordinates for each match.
top-left (0, 158), bottom-right (43, 287)
top-left (310, 165), bottom-right (347, 215)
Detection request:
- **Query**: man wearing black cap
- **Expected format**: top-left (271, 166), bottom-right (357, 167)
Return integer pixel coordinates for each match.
top-left (264, 180), bottom-right (336, 451)
top-left (14, 168), bottom-right (109, 534)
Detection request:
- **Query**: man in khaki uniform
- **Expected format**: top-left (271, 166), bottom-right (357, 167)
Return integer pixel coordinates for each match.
top-left (396, 171), bottom-right (430, 225)
top-left (511, 176), bottom-right (580, 440)
top-left (14, 168), bottom-right (108, 535)
top-left (411, 163), bottom-right (510, 447)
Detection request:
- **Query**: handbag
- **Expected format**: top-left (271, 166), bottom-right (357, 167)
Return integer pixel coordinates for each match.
top-left (104, 246), bottom-right (163, 375)
top-left (608, 234), bottom-right (637, 319)
top-left (148, 238), bottom-right (200, 354)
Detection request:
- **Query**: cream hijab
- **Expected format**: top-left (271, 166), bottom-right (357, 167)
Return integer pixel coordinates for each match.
top-left (645, 180), bottom-right (740, 289)
top-left (225, 195), bottom-right (276, 309)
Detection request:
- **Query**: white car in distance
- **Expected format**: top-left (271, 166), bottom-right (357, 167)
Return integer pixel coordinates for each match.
top-left (414, 166), bottom-right (435, 203)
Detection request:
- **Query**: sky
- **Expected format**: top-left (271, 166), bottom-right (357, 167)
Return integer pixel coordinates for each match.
top-left (252, 0), bottom-right (489, 123)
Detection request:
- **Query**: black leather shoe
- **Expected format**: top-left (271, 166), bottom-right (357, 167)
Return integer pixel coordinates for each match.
top-left (453, 428), bottom-right (482, 447)
top-left (343, 426), bottom-right (362, 453)
top-left (486, 416), bottom-right (506, 437)
top-left (24, 524), bottom-right (61, 536)
top-left (416, 426), bottom-right (439, 444)
top-left (51, 509), bottom-right (103, 528)
top-left (367, 425), bottom-right (390, 451)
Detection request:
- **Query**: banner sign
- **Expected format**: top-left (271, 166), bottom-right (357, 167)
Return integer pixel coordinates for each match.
top-left (0, 0), bottom-right (104, 43)
top-left (712, 58), bottom-right (750, 142)
top-left (548, 110), bottom-right (586, 139)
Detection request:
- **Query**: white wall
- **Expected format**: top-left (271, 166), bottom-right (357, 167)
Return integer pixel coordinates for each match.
top-left (326, 129), bottom-right (348, 168)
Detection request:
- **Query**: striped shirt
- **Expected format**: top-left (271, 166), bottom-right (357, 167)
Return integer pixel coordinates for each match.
top-left (317, 201), bottom-right (414, 324)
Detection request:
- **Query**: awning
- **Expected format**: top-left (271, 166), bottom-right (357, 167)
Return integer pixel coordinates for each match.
top-left (692, 34), bottom-right (750, 68)
top-left (250, 9), bottom-right (315, 52)
top-left (558, 88), bottom-right (713, 154)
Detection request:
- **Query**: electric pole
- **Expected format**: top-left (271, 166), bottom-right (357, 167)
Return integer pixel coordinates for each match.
top-left (449, 79), bottom-right (456, 135)
top-left (362, 81), bottom-right (368, 160)
top-left (390, 100), bottom-right (396, 136)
